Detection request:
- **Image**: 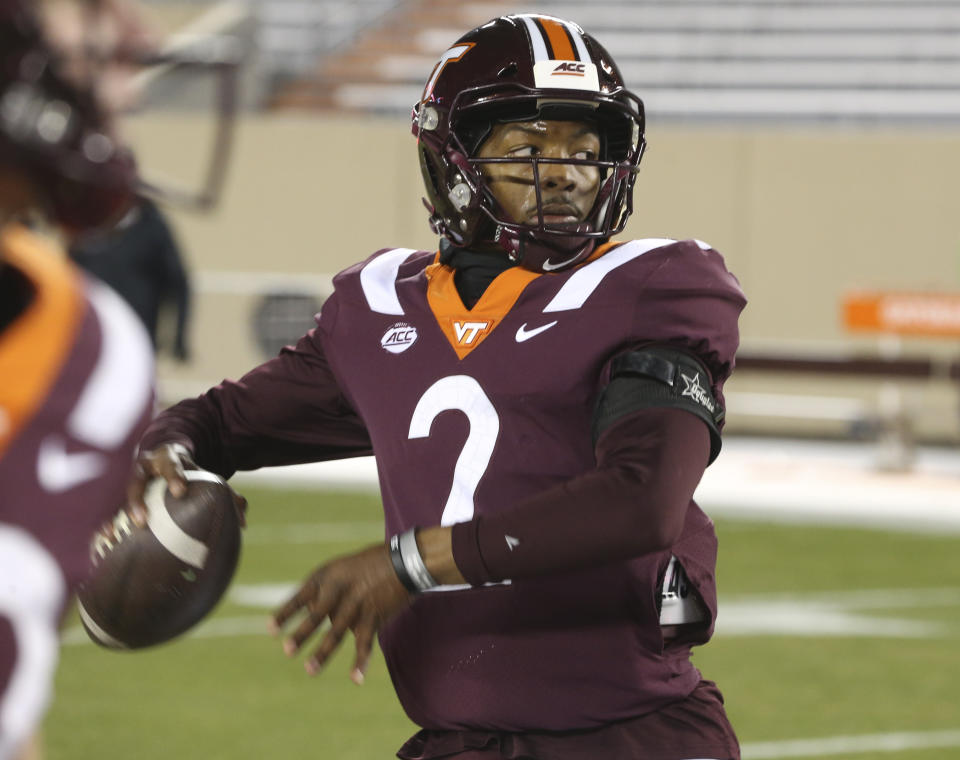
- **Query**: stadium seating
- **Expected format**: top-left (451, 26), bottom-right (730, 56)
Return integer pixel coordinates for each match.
top-left (262, 0), bottom-right (960, 122)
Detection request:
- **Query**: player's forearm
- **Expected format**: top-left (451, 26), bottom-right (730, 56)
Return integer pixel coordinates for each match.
top-left (449, 408), bottom-right (710, 585)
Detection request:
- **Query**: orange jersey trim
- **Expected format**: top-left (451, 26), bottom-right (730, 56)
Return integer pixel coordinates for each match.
top-left (0, 225), bottom-right (85, 457)
top-left (424, 241), bottom-right (623, 360)
top-left (426, 259), bottom-right (540, 360)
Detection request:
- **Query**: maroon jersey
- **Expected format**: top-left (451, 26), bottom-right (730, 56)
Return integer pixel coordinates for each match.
top-left (142, 237), bottom-right (744, 734)
top-left (0, 226), bottom-right (154, 755)
top-left (325, 238), bottom-right (741, 731)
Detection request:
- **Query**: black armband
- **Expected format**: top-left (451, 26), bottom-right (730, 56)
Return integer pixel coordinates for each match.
top-left (593, 346), bottom-right (725, 463)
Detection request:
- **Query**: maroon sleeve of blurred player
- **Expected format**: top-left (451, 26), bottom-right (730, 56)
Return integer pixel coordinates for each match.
top-left (452, 407), bottom-right (710, 583)
top-left (140, 305), bottom-right (373, 478)
top-left (0, 228), bottom-right (155, 591)
top-left (1, 228), bottom-right (155, 751)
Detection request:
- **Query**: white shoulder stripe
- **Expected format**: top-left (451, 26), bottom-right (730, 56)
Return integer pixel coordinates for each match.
top-left (70, 280), bottom-right (154, 449)
top-left (359, 248), bottom-right (416, 315)
top-left (543, 239), bottom-right (677, 313)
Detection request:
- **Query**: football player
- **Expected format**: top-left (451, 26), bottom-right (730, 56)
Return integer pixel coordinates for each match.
top-left (132, 14), bottom-right (747, 760)
top-left (0, 2), bottom-right (155, 758)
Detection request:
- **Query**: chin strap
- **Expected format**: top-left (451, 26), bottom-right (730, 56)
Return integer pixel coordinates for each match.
top-left (493, 226), bottom-right (597, 273)
top-left (502, 233), bottom-right (523, 263)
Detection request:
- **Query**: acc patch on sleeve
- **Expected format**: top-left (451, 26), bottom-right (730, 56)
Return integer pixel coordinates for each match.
top-left (593, 346), bottom-right (724, 463)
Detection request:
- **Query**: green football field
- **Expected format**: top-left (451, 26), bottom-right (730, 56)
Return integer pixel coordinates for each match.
top-left (44, 485), bottom-right (960, 760)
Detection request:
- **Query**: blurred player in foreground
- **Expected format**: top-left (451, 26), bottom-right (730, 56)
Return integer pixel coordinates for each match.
top-left (0, 1), bottom-right (209, 757)
top-left (132, 13), bottom-right (747, 760)
top-left (1, 1), bottom-right (246, 755)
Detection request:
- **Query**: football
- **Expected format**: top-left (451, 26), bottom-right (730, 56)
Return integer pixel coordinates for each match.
top-left (77, 469), bottom-right (243, 649)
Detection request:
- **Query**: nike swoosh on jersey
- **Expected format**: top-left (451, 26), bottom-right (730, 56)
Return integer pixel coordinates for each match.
top-left (37, 434), bottom-right (108, 493)
top-left (542, 250), bottom-right (584, 271)
top-left (515, 321), bottom-right (559, 342)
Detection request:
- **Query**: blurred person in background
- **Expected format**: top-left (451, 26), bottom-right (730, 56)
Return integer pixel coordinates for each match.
top-left (131, 13), bottom-right (746, 760)
top-left (69, 195), bottom-right (192, 361)
top-left (0, 1), bottom-right (156, 757)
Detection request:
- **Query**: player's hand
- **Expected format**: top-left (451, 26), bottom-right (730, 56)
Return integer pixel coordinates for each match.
top-left (126, 443), bottom-right (247, 528)
top-left (270, 543), bottom-right (412, 685)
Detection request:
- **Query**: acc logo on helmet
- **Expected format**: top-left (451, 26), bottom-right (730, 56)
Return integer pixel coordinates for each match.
top-left (533, 60), bottom-right (599, 91)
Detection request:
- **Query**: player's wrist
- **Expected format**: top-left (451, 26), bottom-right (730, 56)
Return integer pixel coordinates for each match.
top-left (416, 526), bottom-right (465, 586)
top-left (388, 527), bottom-right (437, 593)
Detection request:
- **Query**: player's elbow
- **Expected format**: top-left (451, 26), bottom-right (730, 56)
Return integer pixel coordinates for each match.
top-left (618, 467), bottom-right (691, 554)
top-left (649, 502), bottom-right (688, 550)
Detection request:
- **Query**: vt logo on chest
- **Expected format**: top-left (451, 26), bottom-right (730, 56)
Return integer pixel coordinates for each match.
top-left (421, 261), bottom-right (541, 360)
top-left (452, 320), bottom-right (492, 346)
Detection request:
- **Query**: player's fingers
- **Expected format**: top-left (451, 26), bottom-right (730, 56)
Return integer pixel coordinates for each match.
top-left (305, 597), bottom-right (360, 676)
top-left (124, 458), bottom-right (155, 526)
top-left (283, 604), bottom-right (328, 656)
top-left (350, 611), bottom-right (377, 685)
top-left (125, 460), bottom-right (149, 510)
top-left (155, 448), bottom-right (188, 498)
top-left (270, 576), bottom-right (318, 633)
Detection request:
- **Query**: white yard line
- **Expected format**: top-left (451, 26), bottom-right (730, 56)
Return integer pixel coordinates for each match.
top-left (66, 585), bottom-right (957, 643)
top-left (60, 592), bottom-right (960, 757)
top-left (742, 729), bottom-right (960, 758)
top-left (242, 521), bottom-right (383, 544)
top-left (229, 438), bottom-right (960, 535)
top-left (61, 615), bottom-right (269, 646)
top-left (718, 587), bottom-right (960, 637)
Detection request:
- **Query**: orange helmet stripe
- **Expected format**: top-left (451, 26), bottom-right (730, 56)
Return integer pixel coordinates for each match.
top-left (538, 17), bottom-right (576, 62)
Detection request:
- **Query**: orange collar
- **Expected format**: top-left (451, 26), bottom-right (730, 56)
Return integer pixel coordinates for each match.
top-left (0, 224), bottom-right (84, 456)
top-left (425, 240), bottom-right (621, 359)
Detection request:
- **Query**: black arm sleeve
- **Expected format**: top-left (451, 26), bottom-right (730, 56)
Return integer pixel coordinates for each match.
top-left (593, 346), bottom-right (724, 463)
top-left (452, 407), bottom-right (710, 585)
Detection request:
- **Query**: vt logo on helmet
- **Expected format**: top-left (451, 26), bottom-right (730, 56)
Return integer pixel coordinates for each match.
top-left (412, 14), bottom-right (646, 273)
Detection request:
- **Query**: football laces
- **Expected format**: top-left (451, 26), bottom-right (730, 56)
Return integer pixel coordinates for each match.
top-left (90, 508), bottom-right (137, 564)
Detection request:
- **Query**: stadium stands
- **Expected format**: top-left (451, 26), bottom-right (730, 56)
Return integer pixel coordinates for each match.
top-left (133, 1), bottom-right (960, 458)
top-left (264, 0), bottom-right (960, 122)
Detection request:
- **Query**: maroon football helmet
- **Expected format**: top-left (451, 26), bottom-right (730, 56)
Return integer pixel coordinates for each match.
top-left (0, 0), bottom-right (241, 232)
top-left (412, 14), bottom-right (646, 273)
top-left (0, 0), bottom-right (139, 230)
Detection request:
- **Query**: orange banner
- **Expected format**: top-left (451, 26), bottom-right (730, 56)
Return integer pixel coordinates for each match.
top-left (844, 291), bottom-right (960, 337)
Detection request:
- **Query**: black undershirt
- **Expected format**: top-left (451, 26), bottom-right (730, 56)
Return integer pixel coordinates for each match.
top-left (440, 240), bottom-right (515, 310)
top-left (0, 265), bottom-right (34, 333)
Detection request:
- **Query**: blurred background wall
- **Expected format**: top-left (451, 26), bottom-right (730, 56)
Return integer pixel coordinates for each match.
top-left (116, 0), bottom-right (960, 452)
